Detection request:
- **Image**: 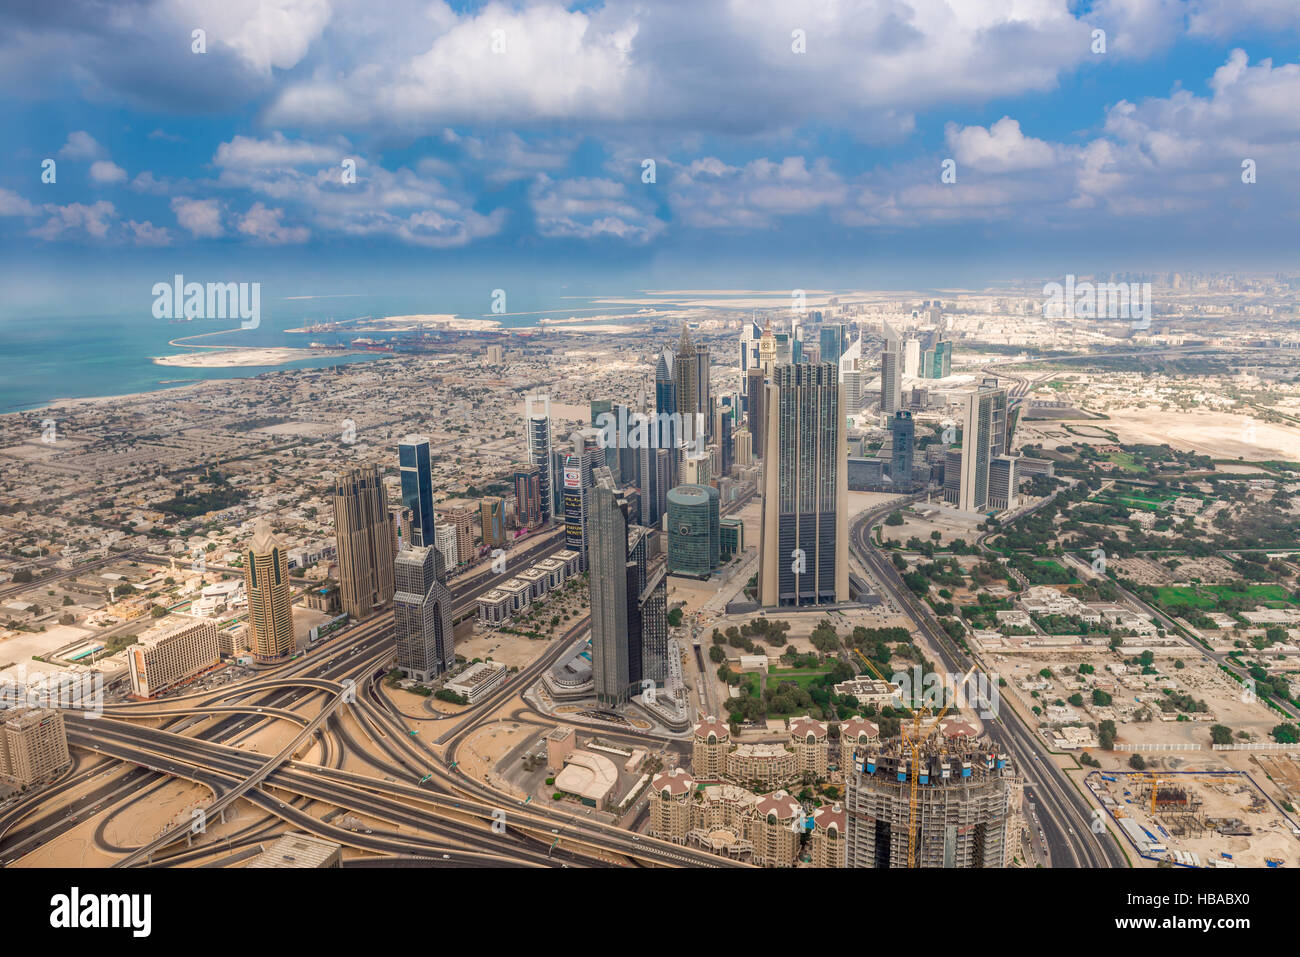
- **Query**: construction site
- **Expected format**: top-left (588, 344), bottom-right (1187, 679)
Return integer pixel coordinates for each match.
top-left (1089, 770), bottom-right (1300, 869)
top-left (843, 736), bottom-right (1015, 868)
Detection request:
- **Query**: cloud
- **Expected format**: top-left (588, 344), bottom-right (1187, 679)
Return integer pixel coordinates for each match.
top-left (945, 117), bottom-right (1058, 173)
top-left (236, 202), bottom-right (309, 244)
top-left (171, 196), bottom-right (224, 238)
top-left (167, 0), bottom-right (333, 75)
top-left (213, 131), bottom-right (342, 169)
top-left (126, 220), bottom-right (172, 245)
top-left (0, 188), bottom-right (38, 217)
top-left (31, 201), bottom-right (117, 241)
top-left (529, 175), bottom-right (664, 242)
top-left (89, 160), bottom-right (128, 184)
top-left (58, 131), bottom-right (104, 160)
top-left (669, 156), bottom-right (848, 229)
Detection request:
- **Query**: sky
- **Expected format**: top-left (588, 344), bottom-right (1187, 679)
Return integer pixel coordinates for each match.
top-left (3, 0), bottom-right (1300, 314)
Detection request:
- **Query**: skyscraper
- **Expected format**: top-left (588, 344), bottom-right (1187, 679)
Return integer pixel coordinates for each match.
top-left (952, 384), bottom-right (1009, 513)
top-left (480, 496), bottom-right (507, 548)
top-left (332, 465), bottom-right (396, 619)
top-left (739, 318), bottom-right (762, 393)
top-left (889, 411), bottom-right (915, 489)
top-left (398, 435), bottom-right (436, 547)
top-left (903, 339), bottom-right (921, 379)
top-left (513, 464), bottom-right (543, 529)
top-left (673, 325), bottom-right (710, 447)
top-left (819, 323), bottom-right (846, 366)
top-left (758, 363), bottom-right (848, 607)
top-left (588, 477), bottom-right (630, 707)
top-left (746, 367), bottom-right (766, 459)
top-left (654, 348), bottom-right (680, 491)
top-left (667, 484), bottom-right (720, 579)
top-left (525, 399), bottom-right (554, 524)
top-left (244, 520), bottom-right (295, 660)
top-left (880, 342), bottom-right (902, 415)
top-left (393, 544), bottom-right (455, 682)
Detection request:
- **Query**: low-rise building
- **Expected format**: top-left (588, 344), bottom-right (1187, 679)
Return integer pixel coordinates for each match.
top-left (128, 617), bottom-right (221, 699)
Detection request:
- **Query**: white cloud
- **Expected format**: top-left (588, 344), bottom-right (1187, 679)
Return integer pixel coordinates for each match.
top-left (171, 196), bottom-right (224, 238)
top-left (236, 202), bottom-right (309, 244)
top-left (89, 160), bottom-right (128, 184)
top-left (126, 220), bottom-right (172, 245)
top-left (945, 117), bottom-right (1058, 173)
top-left (58, 131), bottom-right (104, 160)
top-left (529, 175), bottom-right (664, 243)
top-left (213, 132), bottom-right (342, 169)
top-left (0, 188), bottom-right (38, 217)
top-left (165, 0), bottom-right (333, 75)
top-left (32, 201), bottom-right (117, 241)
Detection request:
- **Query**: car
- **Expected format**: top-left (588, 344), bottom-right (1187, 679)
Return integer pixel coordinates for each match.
top-left (442, 854), bottom-right (450, 860)
top-left (278, 802), bottom-right (285, 808)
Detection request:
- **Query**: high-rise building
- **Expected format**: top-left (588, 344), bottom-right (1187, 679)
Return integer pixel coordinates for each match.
top-left (666, 483), bottom-right (720, 579)
top-left (923, 339), bottom-right (952, 379)
top-left (674, 325), bottom-right (710, 448)
top-left (0, 708), bottom-right (70, 787)
top-left (398, 435), bottom-right (436, 547)
top-left (434, 523), bottom-right (458, 575)
top-left (880, 348), bottom-right (902, 415)
top-left (332, 466), bottom-right (396, 619)
top-left (889, 411), bottom-right (915, 489)
top-left (739, 318), bottom-right (762, 390)
top-left (389, 505), bottom-right (413, 553)
top-left (819, 323), bottom-right (847, 366)
top-left (442, 503), bottom-right (476, 568)
top-left (952, 384), bottom-right (1009, 513)
top-left (733, 428), bottom-right (754, 467)
top-left (682, 450), bottom-right (711, 487)
top-left (480, 496), bottom-right (507, 548)
top-left (513, 465), bottom-right (543, 529)
top-left (903, 339), bottom-right (921, 378)
top-left (758, 362), bottom-right (848, 607)
top-left (243, 520), bottom-right (295, 659)
top-left (758, 319), bottom-right (777, 376)
top-left (588, 478), bottom-right (631, 707)
top-left (128, 617), bottom-right (220, 698)
top-left (526, 399), bottom-right (555, 524)
top-left (988, 455), bottom-right (1017, 512)
top-left (844, 736), bottom-right (1013, 868)
top-left (393, 544), bottom-right (455, 682)
top-left (746, 368), bottom-right (766, 458)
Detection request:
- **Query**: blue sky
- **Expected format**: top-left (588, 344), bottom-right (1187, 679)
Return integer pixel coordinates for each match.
top-left (3, 0), bottom-right (1300, 313)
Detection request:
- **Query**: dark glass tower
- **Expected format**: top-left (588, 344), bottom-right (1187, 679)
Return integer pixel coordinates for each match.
top-left (398, 435), bottom-right (435, 547)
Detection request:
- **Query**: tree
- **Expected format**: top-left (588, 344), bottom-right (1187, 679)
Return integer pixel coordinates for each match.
top-left (1098, 720), bottom-right (1117, 750)
top-left (1092, 689), bottom-right (1112, 707)
top-left (1129, 753), bottom-right (1146, 770)
top-left (1209, 724), bottom-right (1233, 746)
top-left (885, 510), bottom-right (905, 526)
top-left (1068, 693), bottom-right (1084, 707)
top-left (708, 645), bottom-right (725, 664)
top-left (1271, 723), bottom-right (1300, 744)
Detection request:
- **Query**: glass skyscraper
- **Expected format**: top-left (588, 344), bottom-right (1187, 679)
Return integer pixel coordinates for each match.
top-left (398, 435), bottom-right (435, 547)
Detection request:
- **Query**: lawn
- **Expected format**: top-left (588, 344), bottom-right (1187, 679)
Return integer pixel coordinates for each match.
top-left (767, 667), bottom-right (832, 690)
top-left (1156, 584), bottom-right (1298, 608)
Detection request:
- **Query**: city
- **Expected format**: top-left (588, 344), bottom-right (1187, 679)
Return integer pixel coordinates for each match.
top-left (1, 0), bottom-right (1294, 938)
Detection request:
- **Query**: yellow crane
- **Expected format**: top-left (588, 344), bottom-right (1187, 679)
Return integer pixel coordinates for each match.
top-left (851, 647), bottom-right (977, 867)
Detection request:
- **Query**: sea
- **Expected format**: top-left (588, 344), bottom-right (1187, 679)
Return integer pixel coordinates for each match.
top-left (0, 289), bottom-right (711, 414)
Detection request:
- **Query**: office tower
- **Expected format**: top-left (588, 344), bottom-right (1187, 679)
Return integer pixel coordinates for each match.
top-left (389, 505), bottom-right (413, 553)
top-left (480, 496), bottom-right (507, 548)
top-left (712, 401), bottom-right (733, 477)
top-left (653, 448), bottom-right (672, 524)
top-left (739, 318), bottom-right (762, 392)
top-left (590, 399), bottom-right (620, 481)
top-left (951, 384), bottom-right (1009, 512)
top-left (758, 318), bottom-right (777, 375)
top-left (393, 544), bottom-right (454, 682)
top-left (615, 403), bottom-right (636, 484)
top-left (733, 428), bottom-right (753, 467)
top-left (525, 399), bottom-right (554, 523)
top-left (0, 708), bottom-right (70, 787)
top-left (434, 523), bottom-right (458, 574)
top-left (746, 368), bottom-right (766, 458)
top-left (889, 411), bottom-right (915, 489)
top-left (903, 339), bottom-right (921, 379)
top-left (791, 333), bottom-right (804, 364)
top-left (674, 325), bottom-right (710, 447)
top-left (844, 737), bottom-right (1013, 868)
top-left (775, 330), bottom-right (791, 365)
top-left (880, 347), bottom-right (902, 415)
top-left (819, 323), bottom-right (846, 366)
top-left (758, 363), bottom-right (849, 607)
top-left (332, 466), bottom-right (396, 619)
top-left (654, 348), bottom-right (681, 491)
top-left (128, 617), bottom-right (220, 698)
top-left (550, 448), bottom-right (567, 518)
top-left (667, 483), bottom-right (720, 578)
top-left (398, 435), bottom-right (436, 547)
top-left (924, 339), bottom-right (952, 379)
top-left (486, 344), bottom-right (504, 365)
top-left (243, 520), bottom-right (295, 659)
top-left (442, 503), bottom-right (476, 567)
top-left (588, 477), bottom-right (630, 707)
top-left (682, 450), bottom-right (711, 486)
top-left (513, 465), bottom-right (543, 529)
top-left (943, 448), bottom-right (963, 506)
top-left (561, 433), bottom-right (601, 568)
top-left (988, 455), bottom-right (1017, 511)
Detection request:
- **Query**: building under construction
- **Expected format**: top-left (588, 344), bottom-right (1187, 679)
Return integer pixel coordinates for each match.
top-left (844, 737), bottom-right (1013, 868)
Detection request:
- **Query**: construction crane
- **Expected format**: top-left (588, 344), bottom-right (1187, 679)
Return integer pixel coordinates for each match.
top-left (851, 646), bottom-right (977, 866)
